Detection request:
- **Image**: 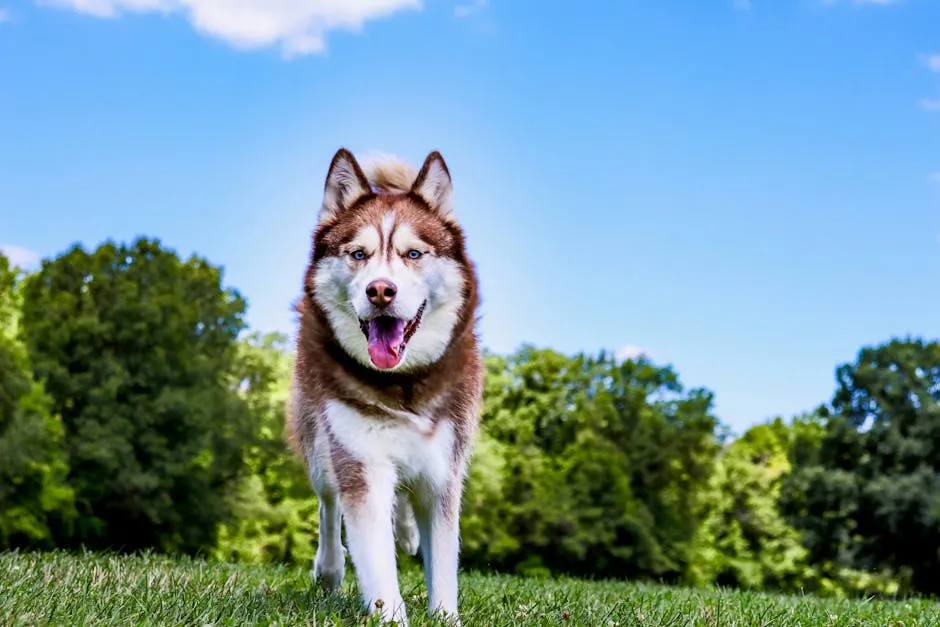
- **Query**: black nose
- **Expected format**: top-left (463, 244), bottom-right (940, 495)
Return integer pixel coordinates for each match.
top-left (366, 279), bottom-right (397, 307)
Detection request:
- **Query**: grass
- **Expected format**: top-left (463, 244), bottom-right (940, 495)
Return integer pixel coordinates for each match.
top-left (1, 551), bottom-right (938, 626)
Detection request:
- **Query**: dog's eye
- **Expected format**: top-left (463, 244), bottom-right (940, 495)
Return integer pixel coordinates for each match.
top-left (407, 250), bottom-right (422, 260)
top-left (350, 250), bottom-right (366, 260)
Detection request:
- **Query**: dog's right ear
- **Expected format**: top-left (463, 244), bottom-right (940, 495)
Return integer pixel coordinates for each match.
top-left (319, 148), bottom-right (371, 224)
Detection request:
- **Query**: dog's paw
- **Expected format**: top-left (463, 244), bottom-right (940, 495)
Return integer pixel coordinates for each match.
top-left (312, 549), bottom-right (346, 592)
top-left (313, 562), bottom-right (345, 592)
top-left (395, 522), bottom-right (420, 556)
top-left (394, 498), bottom-right (420, 556)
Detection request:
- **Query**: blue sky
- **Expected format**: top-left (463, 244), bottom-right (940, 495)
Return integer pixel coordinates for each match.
top-left (1, 0), bottom-right (939, 433)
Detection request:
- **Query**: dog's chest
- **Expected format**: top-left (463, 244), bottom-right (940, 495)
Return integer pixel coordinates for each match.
top-left (324, 399), bottom-right (456, 485)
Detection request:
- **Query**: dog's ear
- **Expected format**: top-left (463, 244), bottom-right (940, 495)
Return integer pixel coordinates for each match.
top-left (411, 151), bottom-right (454, 219)
top-left (320, 148), bottom-right (371, 223)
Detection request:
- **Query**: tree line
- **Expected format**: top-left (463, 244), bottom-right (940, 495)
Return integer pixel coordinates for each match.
top-left (1, 238), bottom-right (938, 598)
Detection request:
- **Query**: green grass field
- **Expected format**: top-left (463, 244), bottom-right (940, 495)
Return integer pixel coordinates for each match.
top-left (1, 551), bottom-right (937, 626)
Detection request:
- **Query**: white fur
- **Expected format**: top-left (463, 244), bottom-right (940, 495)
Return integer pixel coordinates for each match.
top-left (395, 489), bottom-right (420, 556)
top-left (305, 398), bottom-right (466, 625)
top-left (311, 212), bottom-right (465, 373)
top-left (323, 400), bottom-right (457, 507)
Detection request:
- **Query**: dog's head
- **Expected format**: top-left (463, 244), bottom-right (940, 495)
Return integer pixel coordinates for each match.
top-left (307, 148), bottom-right (473, 372)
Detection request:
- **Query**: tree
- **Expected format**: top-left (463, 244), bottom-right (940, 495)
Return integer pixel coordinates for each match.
top-left (18, 238), bottom-right (254, 555)
top-left (211, 331), bottom-right (320, 566)
top-left (0, 253), bottom-right (74, 549)
top-left (687, 415), bottom-right (822, 591)
top-left (460, 346), bottom-right (721, 582)
top-left (782, 337), bottom-right (940, 595)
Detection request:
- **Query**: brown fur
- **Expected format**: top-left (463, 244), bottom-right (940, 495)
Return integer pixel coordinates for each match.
top-left (286, 151), bottom-right (483, 504)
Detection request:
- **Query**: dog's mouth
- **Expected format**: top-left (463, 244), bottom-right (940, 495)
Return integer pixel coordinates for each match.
top-left (358, 301), bottom-right (426, 370)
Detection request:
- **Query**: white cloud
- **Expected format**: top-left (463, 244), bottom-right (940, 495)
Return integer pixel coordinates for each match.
top-left (916, 57), bottom-right (940, 112)
top-left (38, 0), bottom-right (423, 57)
top-left (615, 344), bottom-right (651, 362)
top-left (920, 98), bottom-right (940, 111)
top-left (454, 0), bottom-right (486, 18)
top-left (0, 245), bottom-right (40, 270)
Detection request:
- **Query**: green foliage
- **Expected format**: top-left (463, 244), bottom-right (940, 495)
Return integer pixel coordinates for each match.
top-left (782, 337), bottom-right (940, 596)
top-left (460, 347), bottom-right (721, 582)
top-left (0, 254), bottom-right (75, 549)
top-left (687, 415), bottom-right (820, 592)
top-left (17, 238), bottom-right (254, 555)
top-left (459, 425), bottom-right (519, 568)
top-left (211, 331), bottom-right (319, 566)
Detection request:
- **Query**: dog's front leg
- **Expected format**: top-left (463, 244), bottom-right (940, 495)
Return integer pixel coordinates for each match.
top-left (413, 472), bottom-right (465, 624)
top-left (341, 461), bottom-right (408, 625)
top-left (312, 487), bottom-right (345, 591)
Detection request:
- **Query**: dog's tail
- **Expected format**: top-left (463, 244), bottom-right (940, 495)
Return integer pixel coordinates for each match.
top-left (359, 153), bottom-right (419, 193)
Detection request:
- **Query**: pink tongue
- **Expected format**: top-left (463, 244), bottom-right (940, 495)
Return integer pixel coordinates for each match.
top-left (367, 317), bottom-right (406, 369)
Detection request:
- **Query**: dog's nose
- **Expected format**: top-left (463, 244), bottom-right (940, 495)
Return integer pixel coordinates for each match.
top-left (366, 279), bottom-right (397, 307)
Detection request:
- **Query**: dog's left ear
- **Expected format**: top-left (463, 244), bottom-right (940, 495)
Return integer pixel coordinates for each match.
top-left (320, 148), bottom-right (372, 224)
top-left (411, 151), bottom-right (454, 219)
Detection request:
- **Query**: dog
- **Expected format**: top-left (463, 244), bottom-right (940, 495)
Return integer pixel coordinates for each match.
top-left (286, 147), bottom-right (483, 625)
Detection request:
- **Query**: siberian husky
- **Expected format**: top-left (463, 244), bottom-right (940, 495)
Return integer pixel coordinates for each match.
top-left (286, 148), bottom-right (483, 625)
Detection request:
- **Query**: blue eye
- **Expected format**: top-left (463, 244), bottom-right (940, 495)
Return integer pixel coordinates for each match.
top-left (351, 250), bottom-right (366, 260)
top-left (407, 250), bottom-right (422, 260)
